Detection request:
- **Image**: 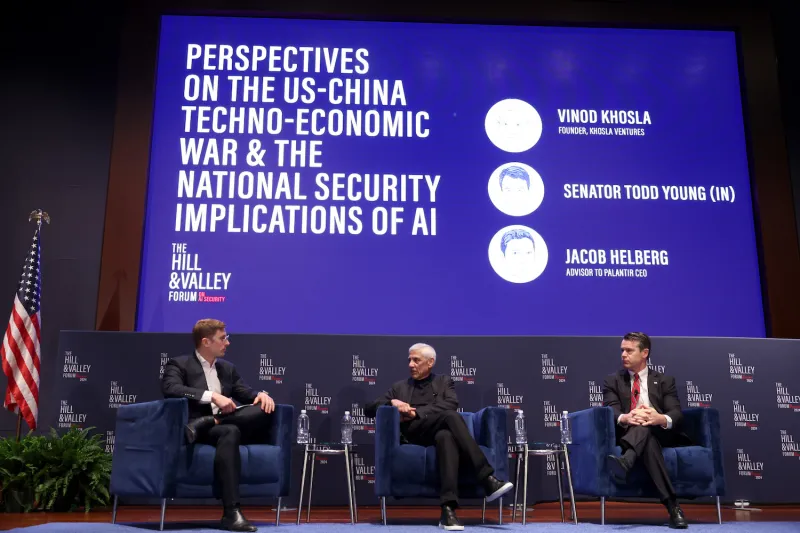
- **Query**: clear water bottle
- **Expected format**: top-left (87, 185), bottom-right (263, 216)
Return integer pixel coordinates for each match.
top-left (341, 411), bottom-right (353, 445)
top-left (514, 409), bottom-right (527, 445)
top-left (560, 410), bottom-right (572, 444)
top-left (297, 409), bottom-right (310, 444)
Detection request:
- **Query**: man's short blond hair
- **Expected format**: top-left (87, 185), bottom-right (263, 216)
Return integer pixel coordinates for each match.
top-left (193, 318), bottom-right (226, 348)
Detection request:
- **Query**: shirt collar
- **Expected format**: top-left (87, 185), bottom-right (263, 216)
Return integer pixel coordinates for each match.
top-left (414, 372), bottom-right (435, 384)
top-left (628, 367), bottom-right (648, 381)
top-left (195, 350), bottom-right (215, 369)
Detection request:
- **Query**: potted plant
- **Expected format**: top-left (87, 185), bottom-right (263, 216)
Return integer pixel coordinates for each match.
top-left (0, 433), bottom-right (45, 512)
top-left (0, 427), bottom-right (111, 512)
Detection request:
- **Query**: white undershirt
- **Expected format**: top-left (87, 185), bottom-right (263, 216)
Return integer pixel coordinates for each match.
top-left (196, 351), bottom-right (221, 415)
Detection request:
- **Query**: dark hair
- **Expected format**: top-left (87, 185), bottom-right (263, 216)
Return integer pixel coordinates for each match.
top-left (623, 332), bottom-right (651, 353)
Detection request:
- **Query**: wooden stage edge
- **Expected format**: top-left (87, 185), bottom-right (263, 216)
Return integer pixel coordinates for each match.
top-left (3, 502), bottom-right (800, 530)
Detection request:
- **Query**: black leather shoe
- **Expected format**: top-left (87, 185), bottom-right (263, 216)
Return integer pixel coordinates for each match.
top-left (439, 504), bottom-right (464, 531)
top-left (185, 416), bottom-right (216, 444)
top-left (221, 506), bottom-right (257, 532)
top-left (666, 500), bottom-right (689, 529)
top-left (483, 475), bottom-right (514, 502)
top-left (606, 454), bottom-right (630, 483)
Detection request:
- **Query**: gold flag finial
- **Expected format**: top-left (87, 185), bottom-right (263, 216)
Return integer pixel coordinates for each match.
top-left (28, 210), bottom-right (50, 225)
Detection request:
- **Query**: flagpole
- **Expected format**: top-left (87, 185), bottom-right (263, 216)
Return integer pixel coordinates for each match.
top-left (12, 209), bottom-right (50, 442)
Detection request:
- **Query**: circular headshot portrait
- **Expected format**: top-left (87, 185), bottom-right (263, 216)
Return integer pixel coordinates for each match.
top-left (487, 162), bottom-right (545, 217)
top-left (488, 225), bottom-right (549, 284)
top-left (484, 99), bottom-right (543, 153)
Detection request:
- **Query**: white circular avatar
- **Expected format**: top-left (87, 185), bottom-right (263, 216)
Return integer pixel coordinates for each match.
top-left (487, 162), bottom-right (545, 217)
top-left (484, 99), bottom-right (543, 153)
top-left (488, 225), bottom-right (549, 284)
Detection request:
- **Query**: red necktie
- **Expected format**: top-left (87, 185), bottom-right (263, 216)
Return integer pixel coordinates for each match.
top-left (630, 373), bottom-right (641, 412)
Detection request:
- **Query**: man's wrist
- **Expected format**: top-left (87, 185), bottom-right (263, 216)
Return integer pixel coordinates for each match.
top-left (211, 391), bottom-right (226, 402)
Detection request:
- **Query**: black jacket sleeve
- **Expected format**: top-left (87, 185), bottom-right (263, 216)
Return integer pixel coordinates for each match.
top-left (161, 359), bottom-right (206, 401)
top-left (365, 383), bottom-right (398, 418)
top-left (229, 363), bottom-right (259, 405)
top-left (602, 373), bottom-right (623, 422)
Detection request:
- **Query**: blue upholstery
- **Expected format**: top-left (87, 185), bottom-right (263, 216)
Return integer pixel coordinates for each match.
top-left (568, 406), bottom-right (725, 501)
top-left (374, 406), bottom-right (509, 501)
top-left (110, 398), bottom-right (294, 502)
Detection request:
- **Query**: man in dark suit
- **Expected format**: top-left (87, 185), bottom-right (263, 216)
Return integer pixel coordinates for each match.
top-left (161, 318), bottom-right (275, 532)
top-left (366, 343), bottom-right (513, 531)
top-left (603, 332), bottom-right (689, 529)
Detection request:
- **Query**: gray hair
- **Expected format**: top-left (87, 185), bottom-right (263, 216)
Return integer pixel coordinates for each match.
top-left (409, 343), bottom-right (436, 363)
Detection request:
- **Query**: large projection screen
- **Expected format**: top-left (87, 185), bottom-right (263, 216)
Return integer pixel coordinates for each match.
top-left (134, 15), bottom-right (765, 337)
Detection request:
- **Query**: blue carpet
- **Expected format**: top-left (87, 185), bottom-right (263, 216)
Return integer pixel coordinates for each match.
top-left (7, 522), bottom-right (800, 533)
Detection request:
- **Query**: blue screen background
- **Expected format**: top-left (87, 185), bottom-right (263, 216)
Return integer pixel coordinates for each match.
top-left (136, 15), bottom-right (765, 337)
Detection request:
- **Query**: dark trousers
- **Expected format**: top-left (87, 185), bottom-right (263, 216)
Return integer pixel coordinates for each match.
top-left (619, 425), bottom-right (677, 501)
top-left (404, 410), bottom-right (494, 507)
top-left (196, 405), bottom-right (272, 509)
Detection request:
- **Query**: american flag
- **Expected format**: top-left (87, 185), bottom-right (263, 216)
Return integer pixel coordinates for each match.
top-left (2, 226), bottom-right (42, 431)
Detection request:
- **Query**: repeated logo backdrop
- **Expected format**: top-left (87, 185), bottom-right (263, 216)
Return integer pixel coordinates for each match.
top-left (41, 332), bottom-right (800, 506)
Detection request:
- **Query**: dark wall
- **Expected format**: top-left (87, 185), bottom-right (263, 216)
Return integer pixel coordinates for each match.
top-left (0, 5), bottom-right (124, 436)
top-left (1, 0), bottom-right (799, 437)
top-left (772, 0), bottom-right (800, 241)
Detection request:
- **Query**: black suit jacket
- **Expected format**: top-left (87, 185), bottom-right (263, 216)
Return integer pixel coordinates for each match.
top-left (603, 368), bottom-right (691, 445)
top-left (365, 373), bottom-right (458, 422)
top-left (161, 353), bottom-right (259, 420)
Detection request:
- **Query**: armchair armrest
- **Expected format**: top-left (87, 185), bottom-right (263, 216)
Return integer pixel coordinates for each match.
top-left (679, 407), bottom-right (725, 496)
top-left (470, 407), bottom-right (508, 480)
top-left (374, 406), bottom-right (400, 496)
top-left (567, 407), bottom-right (617, 496)
top-left (569, 406), bottom-right (616, 452)
top-left (267, 404), bottom-right (294, 496)
top-left (263, 404), bottom-right (294, 447)
top-left (680, 408), bottom-right (716, 448)
top-left (110, 398), bottom-right (187, 498)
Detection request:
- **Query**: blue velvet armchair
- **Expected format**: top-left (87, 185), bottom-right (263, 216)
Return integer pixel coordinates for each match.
top-left (567, 406), bottom-right (725, 524)
top-left (109, 398), bottom-right (294, 529)
top-left (374, 406), bottom-right (509, 524)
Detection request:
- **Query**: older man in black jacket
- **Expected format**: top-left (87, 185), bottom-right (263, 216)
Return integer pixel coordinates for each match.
top-left (366, 343), bottom-right (512, 531)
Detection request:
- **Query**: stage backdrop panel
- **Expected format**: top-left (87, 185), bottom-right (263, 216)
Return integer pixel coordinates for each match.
top-left (41, 331), bottom-right (800, 506)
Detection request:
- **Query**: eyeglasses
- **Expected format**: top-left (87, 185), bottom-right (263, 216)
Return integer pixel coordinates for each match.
top-left (207, 334), bottom-right (230, 343)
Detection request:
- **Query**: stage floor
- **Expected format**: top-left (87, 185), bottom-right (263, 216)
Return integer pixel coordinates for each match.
top-left (3, 502), bottom-right (799, 530)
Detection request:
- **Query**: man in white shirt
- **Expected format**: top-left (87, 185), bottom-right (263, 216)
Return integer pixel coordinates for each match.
top-left (603, 332), bottom-right (689, 529)
top-left (162, 318), bottom-right (275, 532)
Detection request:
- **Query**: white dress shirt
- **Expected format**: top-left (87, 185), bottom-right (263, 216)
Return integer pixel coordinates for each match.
top-left (618, 366), bottom-right (672, 429)
top-left (196, 351), bottom-right (221, 415)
